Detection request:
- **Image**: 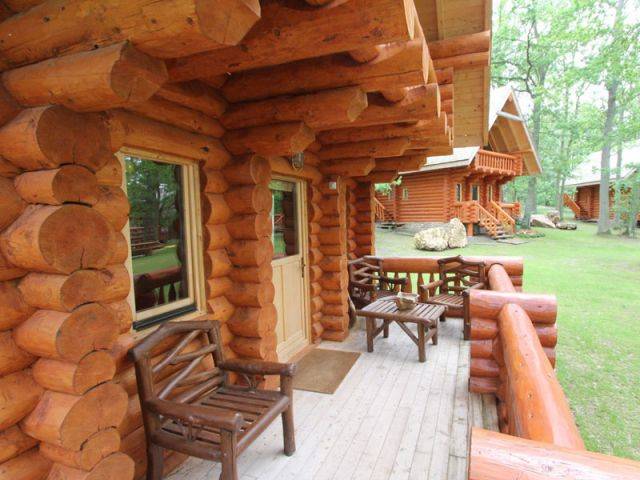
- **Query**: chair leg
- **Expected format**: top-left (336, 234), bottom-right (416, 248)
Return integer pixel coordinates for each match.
top-left (383, 320), bottom-right (389, 338)
top-left (146, 444), bottom-right (164, 480)
top-left (440, 312), bottom-right (446, 322)
top-left (366, 317), bottom-right (374, 352)
top-left (282, 407), bottom-right (296, 456)
top-left (417, 322), bottom-right (426, 363)
top-left (220, 431), bottom-right (239, 480)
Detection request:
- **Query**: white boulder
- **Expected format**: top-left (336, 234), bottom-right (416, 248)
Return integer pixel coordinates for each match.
top-left (447, 218), bottom-right (468, 248)
top-left (530, 214), bottom-right (557, 229)
top-left (414, 218), bottom-right (468, 251)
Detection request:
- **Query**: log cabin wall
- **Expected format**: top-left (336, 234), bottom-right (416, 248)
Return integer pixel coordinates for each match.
top-left (353, 182), bottom-right (376, 257)
top-left (574, 184), bottom-right (617, 220)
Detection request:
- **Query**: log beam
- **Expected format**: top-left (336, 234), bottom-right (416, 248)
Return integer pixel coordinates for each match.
top-left (168, 0), bottom-right (415, 80)
top-left (318, 116), bottom-right (448, 144)
top-left (321, 158), bottom-right (376, 177)
top-left (318, 137), bottom-right (410, 161)
top-left (223, 122), bottom-right (315, 156)
top-left (428, 31), bottom-right (491, 59)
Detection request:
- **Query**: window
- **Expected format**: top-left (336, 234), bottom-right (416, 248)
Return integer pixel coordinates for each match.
top-left (123, 151), bottom-right (203, 330)
top-left (402, 188), bottom-right (409, 200)
top-left (488, 185), bottom-right (494, 201)
top-left (455, 183), bottom-right (462, 202)
top-left (472, 185), bottom-right (480, 201)
top-left (270, 180), bottom-right (299, 259)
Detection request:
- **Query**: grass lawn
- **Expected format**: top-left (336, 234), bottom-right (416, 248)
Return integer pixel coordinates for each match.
top-left (132, 244), bottom-right (181, 276)
top-left (376, 221), bottom-right (640, 460)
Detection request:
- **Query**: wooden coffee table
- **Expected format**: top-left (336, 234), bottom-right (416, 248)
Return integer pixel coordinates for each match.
top-left (356, 299), bottom-right (445, 362)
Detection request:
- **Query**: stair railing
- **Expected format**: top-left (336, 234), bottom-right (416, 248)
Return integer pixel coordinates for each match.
top-left (490, 201), bottom-right (516, 234)
top-left (562, 193), bottom-right (582, 217)
top-left (373, 197), bottom-right (390, 222)
top-left (476, 202), bottom-right (500, 237)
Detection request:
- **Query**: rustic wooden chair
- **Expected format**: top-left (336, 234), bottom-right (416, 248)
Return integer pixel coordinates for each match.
top-left (419, 256), bottom-right (486, 340)
top-left (129, 320), bottom-right (297, 480)
top-left (347, 256), bottom-right (407, 327)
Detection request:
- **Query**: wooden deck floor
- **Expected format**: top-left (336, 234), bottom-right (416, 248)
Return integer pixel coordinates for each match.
top-left (167, 318), bottom-right (498, 480)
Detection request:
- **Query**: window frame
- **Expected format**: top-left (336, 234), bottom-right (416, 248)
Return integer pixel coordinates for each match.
top-left (488, 184), bottom-right (494, 201)
top-left (118, 148), bottom-right (206, 331)
top-left (471, 184), bottom-right (480, 201)
top-left (402, 187), bottom-right (409, 200)
top-left (455, 183), bottom-right (463, 202)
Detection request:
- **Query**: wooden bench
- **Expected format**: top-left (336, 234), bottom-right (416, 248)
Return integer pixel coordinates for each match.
top-left (129, 320), bottom-right (297, 480)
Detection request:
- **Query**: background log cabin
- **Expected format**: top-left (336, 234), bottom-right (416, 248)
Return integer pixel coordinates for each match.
top-left (376, 86), bottom-right (541, 238)
top-left (563, 143), bottom-right (639, 222)
top-left (0, 0), bottom-right (500, 478)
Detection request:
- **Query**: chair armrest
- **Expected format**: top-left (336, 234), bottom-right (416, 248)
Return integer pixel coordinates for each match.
top-left (350, 281), bottom-right (377, 292)
top-left (219, 359), bottom-right (297, 377)
top-left (378, 275), bottom-right (407, 285)
top-left (419, 279), bottom-right (443, 300)
top-left (145, 398), bottom-right (243, 432)
top-left (469, 282), bottom-right (485, 290)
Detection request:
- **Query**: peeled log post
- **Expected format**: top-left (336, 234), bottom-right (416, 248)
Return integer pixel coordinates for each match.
top-left (14, 303), bottom-right (118, 361)
top-left (168, 0), bottom-right (414, 80)
top-left (499, 304), bottom-right (584, 449)
top-left (223, 122), bottom-right (315, 156)
top-left (1, 205), bottom-right (114, 274)
top-left (487, 264), bottom-right (517, 292)
top-left (13, 165), bottom-right (98, 206)
top-left (0, 425), bottom-right (38, 464)
top-left (221, 87), bottom-right (368, 130)
top-left (0, 106), bottom-right (112, 172)
top-left (32, 351), bottom-right (116, 395)
top-left (19, 265), bottom-right (130, 312)
top-left (2, 42), bottom-right (168, 111)
top-left (39, 428), bottom-right (120, 471)
top-left (0, 281), bottom-right (34, 331)
top-left (0, 330), bottom-right (34, 376)
top-left (0, 448), bottom-right (52, 480)
top-left (21, 382), bottom-right (128, 450)
top-left (0, 0), bottom-right (261, 68)
top-left (0, 176), bottom-right (25, 231)
top-left (0, 370), bottom-right (43, 430)
top-left (223, 155), bottom-right (271, 185)
top-left (92, 185), bottom-right (130, 231)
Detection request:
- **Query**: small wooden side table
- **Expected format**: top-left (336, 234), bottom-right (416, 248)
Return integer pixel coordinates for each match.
top-left (356, 299), bottom-right (444, 362)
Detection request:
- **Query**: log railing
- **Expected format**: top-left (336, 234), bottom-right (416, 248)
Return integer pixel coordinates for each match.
top-left (563, 192), bottom-right (583, 218)
top-left (373, 196), bottom-right (391, 222)
top-left (489, 201), bottom-right (515, 234)
top-left (133, 266), bottom-right (185, 310)
top-left (497, 201), bottom-right (521, 219)
top-left (474, 150), bottom-right (519, 174)
top-left (468, 263), bottom-right (640, 478)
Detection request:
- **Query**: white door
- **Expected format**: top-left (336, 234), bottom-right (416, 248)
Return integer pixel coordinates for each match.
top-left (270, 178), bottom-right (309, 361)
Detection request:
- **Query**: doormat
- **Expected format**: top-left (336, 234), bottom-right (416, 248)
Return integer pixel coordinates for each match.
top-left (293, 349), bottom-right (360, 394)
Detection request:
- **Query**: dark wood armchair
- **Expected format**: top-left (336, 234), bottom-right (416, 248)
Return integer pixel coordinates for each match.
top-left (347, 256), bottom-right (407, 326)
top-left (129, 320), bottom-right (297, 480)
top-left (419, 256), bottom-right (486, 340)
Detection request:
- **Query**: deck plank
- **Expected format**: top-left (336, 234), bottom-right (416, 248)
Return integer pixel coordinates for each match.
top-left (167, 318), bottom-right (497, 480)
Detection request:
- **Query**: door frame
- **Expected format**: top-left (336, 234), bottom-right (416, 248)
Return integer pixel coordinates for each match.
top-left (271, 175), bottom-right (311, 361)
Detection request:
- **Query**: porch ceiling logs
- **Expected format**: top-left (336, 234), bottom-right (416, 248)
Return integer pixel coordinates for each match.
top-left (0, 106), bottom-right (112, 172)
top-left (432, 51), bottom-right (490, 70)
top-left (156, 81), bottom-right (227, 118)
top-left (0, 0), bottom-right (262, 70)
top-left (320, 157), bottom-right (376, 177)
top-left (354, 170), bottom-right (399, 183)
top-left (428, 31), bottom-right (491, 61)
top-left (223, 122), bottom-right (316, 156)
top-left (435, 66), bottom-right (453, 85)
top-left (221, 86), bottom-right (368, 130)
top-left (222, 155), bottom-right (278, 360)
top-left (167, 0), bottom-right (416, 81)
top-left (318, 137), bottom-right (410, 161)
top-left (317, 115), bottom-right (448, 144)
top-left (2, 42), bottom-right (168, 112)
top-left (321, 85), bottom-right (440, 130)
top-left (106, 110), bottom-right (229, 168)
top-left (373, 154), bottom-right (424, 172)
top-left (220, 39), bottom-right (427, 103)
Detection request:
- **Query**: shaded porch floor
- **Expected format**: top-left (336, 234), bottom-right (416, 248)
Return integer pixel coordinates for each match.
top-left (168, 318), bottom-right (497, 480)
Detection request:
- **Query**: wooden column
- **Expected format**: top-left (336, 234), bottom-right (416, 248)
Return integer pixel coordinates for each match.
top-left (0, 108), bottom-right (134, 479)
top-left (317, 178), bottom-right (350, 341)
top-left (307, 177), bottom-right (325, 343)
top-left (344, 179), bottom-right (358, 260)
top-left (353, 182), bottom-right (376, 257)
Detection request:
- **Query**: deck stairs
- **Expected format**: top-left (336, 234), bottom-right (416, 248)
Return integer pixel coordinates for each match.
top-left (563, 193), bottom-right (585, 219)
top-left (374, 197), bottom-right (399, 225)
top-left (480, 202), bottom-right (515, 240)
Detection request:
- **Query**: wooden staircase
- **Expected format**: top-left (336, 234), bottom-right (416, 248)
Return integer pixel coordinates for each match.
top-left (563, 193), bottom-right (584, 219)
top-left (478, 202), bottom-right (515, 240)
top-left (374, 197), bottom-right (403, 228)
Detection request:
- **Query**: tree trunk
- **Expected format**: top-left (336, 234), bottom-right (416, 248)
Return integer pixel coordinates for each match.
top-left (613, 139), bottom-right (623, 227)
top-left (522, 92), bottom-right (543, 227)
top-left (598, 80), bottom-right (618, 234)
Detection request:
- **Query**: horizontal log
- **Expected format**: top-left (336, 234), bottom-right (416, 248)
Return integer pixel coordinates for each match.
top-left (167, 0), bottom-right (414, 80)
top-left (353, 170), bottom-right (399, 183)
top-left (223, 122), bottom-right (315, 156)
top-left (13, 165), bottom-right (98, 206)
top-left (0, 425), bottom-right (38, 464)
top-left (156, 81), bottom-right (227, 118)
top-left (323, 85), bottom-right (439, 130)
top-left (1, 204), bottom-right (114, 274)
top-left (14, 303), bottom-right (118, 361)
top-left (0, 0), bottom-right (261, 68)
top-left (0, 281), bottom-right (33, 331)
top-left (32, 350), bottom-right (116, 395)
top-left (226, 281), bottom-right (275, 308)
top-left (0, 448), bottom-right (51, 480)
top-left (428, 31), bottom-right (491, 59)
top-left (432, 51), bottom-right (490, 70)
top-left (469, 289), bottom-right (557, 324)
top-left (207, 296), bottom-right (235, 323)
top-left (435, 67), bottom-right (453, 85)
top-left (469, 376), bottom-right (499, 394)
top-left (0, 83), bottom-right (19, 127)
top-left (223, 155), bottom-right (271, 185)
top-left (203, 249), bottom-right (233, 279)
top-left (470, 358), bottom-right (500, 378)
top-left (269, 156), bottom-right (323, 183)
top-left (107, 110), bottom-right (229, 168)
top-left (0, 330), bottom-right (34, 376)
top-left (125, 95), bottom-right (224, 138)
top-left (500, 304), bottom-right (583, 448)
top-left (470, 318), bottom-right (498, 340)
top-left (203, 224), bottom-right (231, 250)
top-left (320, 315), bottom-right (347, 332)
top-left (0, 370), bottom-right (43, 430)
top-left (200, 169), bottom-right (229, 194)
top-left (374, 155), bottom-right (424, 172)
top-left (229, 263), bottom-right (273, 284)
top-left (47, 451), bottom-right (134, 480)
top-left (110, 233), bottom-right (129, 265)
top-left (201, 194), bottom-right (231, 225)
top-left (95, 156), bottom-right (123, 186)
top-left (319, 137), bottom-right (410, 160)
top-left (221, 39), bottom-right (427, 102)
top-left (227, 213), bottom-right (272, 240)
top-left (225, 184), bottom-right (272, 214)
top-left (205, 276), bottom-right (233, 299)
top-left (40, 428), bottom-right (120, 471)
top-left (21, 382), bottom-right (128, 450)
top-left (0, 106), bottom-right (112, 171)
top-left (228, 304), bottom-right (277, 338)
top-left (0, 177), bottom-right (25, 233)
top-left (221, 86), bottom-right (368, 130)
top-left (470, 428), bottom-right (640, 480)
top-left (380, 255), bottom-right (524, 276)
top-left (229, 332), bottom-right (276, 360)
top-left (323, 157), bottom-right (378, 177)
top-left (2, 42), bottom-right (167, 111)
